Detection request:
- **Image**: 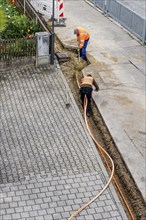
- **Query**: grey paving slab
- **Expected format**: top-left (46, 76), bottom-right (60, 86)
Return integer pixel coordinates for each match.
top-left (0, 64), bottom-right (127, 219)
top-left (124, 45), bottom-right (146, 75)
top-left (52, 0), bottom-right (146, 201)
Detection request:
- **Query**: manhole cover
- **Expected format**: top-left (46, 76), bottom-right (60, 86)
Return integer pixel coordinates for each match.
top-left (56, 52), bottom-right (70, 62)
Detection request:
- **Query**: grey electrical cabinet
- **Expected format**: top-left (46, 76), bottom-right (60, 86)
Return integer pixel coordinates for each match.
top-left (35, 32), bottom-right (50, 66)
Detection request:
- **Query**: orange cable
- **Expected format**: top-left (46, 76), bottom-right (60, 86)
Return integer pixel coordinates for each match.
top-left (85, 105), bottom-right (135, 220)
top-left (69, 74), bottom-right (135, 220)
top-left (69, 97), bottom-right (115, 220)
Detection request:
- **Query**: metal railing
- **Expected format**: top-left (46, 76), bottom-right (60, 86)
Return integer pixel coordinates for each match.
top-left (16, 0), bottom-right (54, 64)
top-left (16, 0), bottom-right (50, 32)
top-left (0, 0), bottom-right (52, 65)
top-left (87, 0), bottom-right (146, 43)
top-left (0, 37), bottom-right (35, 61)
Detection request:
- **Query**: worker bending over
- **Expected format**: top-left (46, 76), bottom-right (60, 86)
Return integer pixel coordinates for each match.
top-left (74, 27), bottom-right (90, 61)
top-left (80, 74), bottom-right (99, 117)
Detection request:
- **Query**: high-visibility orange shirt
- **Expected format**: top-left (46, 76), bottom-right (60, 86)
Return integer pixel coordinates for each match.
top-left (80, 76), bottom-right (99, 91)
top-left (81, 76), bottom-right (93, 86)
top-left (76, 27), bottom-right (90, 49)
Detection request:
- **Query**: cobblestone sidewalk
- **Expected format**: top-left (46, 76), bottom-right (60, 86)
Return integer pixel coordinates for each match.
top-left (0, 64), bottom-right (127, 219)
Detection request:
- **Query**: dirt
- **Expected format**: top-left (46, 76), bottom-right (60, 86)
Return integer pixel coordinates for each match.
top-left (55, 38), bottom-right (146, 220)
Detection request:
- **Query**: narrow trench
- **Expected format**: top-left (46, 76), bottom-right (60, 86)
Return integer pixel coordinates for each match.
top-left (55, 37), bottom-right (146, 220)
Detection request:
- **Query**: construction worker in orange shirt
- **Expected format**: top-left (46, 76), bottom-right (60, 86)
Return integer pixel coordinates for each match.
top-left (74, 27), bottom-right (90, 61)
top-left (80, 74), bottom-right (99, 117)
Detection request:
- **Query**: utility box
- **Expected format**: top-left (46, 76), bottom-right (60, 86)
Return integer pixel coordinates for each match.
top-left (35, 32), bottom-right (50, 66)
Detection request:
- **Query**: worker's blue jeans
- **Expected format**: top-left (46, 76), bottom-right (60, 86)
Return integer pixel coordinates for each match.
top-left (80, 85), bottom-right (93, 115)
top-left (80, 38), bottom-right (89, 61)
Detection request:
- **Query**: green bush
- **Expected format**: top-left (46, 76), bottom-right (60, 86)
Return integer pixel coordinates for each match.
top-left (0, 0), bottom-right (19, 18)
top-left (0, 14), bottom-right (42, 39)
top-left (0, 9), bottom-right (8, 30)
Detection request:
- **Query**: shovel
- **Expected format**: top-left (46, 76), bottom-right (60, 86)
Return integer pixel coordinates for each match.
top-left (65, 85), bottom-right (70, 108)
top-left (78, 49), bottom-right (80, 62)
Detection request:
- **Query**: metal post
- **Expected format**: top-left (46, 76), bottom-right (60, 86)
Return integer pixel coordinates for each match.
top-left (104, 0), bottom-right (108, 16)
top-left (57, 0), bottom-right (59, 23)
top-left (50, 0), bottom-right (55, 65)
top-left (94, 0), bottom-right (96, 8)
top-left (142, 19), bottom-right (146, 44)
top-left (24, 0), bottom-right (26, 14)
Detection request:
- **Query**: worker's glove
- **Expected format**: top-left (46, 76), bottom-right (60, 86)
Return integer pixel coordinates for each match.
top-left (76, 48), bottom-right (79, 55)
top-left (95, 88), bottom-right (99, 91)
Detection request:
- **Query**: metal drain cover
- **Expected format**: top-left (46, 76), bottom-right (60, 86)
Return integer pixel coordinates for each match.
top-left (55, 52), bottom-right (70, 62)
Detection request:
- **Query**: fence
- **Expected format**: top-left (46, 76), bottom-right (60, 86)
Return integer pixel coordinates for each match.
top-left (0, 37), bottom-right (36, 61)
top-left (16, 0), bottom-right (50, 32)
top-left (87, 0), bottom-right (146, 43)
top-left (29, 0), bottom-right (57, 20)
top-left (16, 0), bottom-right (53, 61)
top-left (0, 0), bottom-right (51, 67)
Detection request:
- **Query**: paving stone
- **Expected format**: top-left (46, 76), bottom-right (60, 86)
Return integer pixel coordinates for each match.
top-left (29, 210), bottom-right (38, 217)
top-left (117, 216), bottom-right (123, 220)
top-left (53, 213), bottom-right (62, 219)
top-left (27, 184), bottom-right (35, 189)
top-left (44, 215), bottom-right (53, 220)
top-left (111, 210), bottom-right (122, 217)
top-left (29, 194), bottom-right (38, 200)
top-left (57, 201), bottom-right (66, 207)
top-left (1, 209), bottom-right (6, 215)
top-left (93, 213), bottom-right (103, 219)
top-left (24, 206), bottom-right (33, 212)
top-left (27, 218), bottom-right (35, 220)
top-left (31, 188), bottom-right (40, 194)
top-left (46, 208), bottom-right (55, 214)
top-left (103, 205), bottom-right (113, 212)
top-left (20, 212), bottom-right (30, 218)
top-left (49, 202), bottom-right (57, 209)
top-left (85, 215), bottom-right (95, 220)
top-left (11, 213), bottom-right (21, 219)
top-left (40, 203), bottom-right (49, 209)
top-left (3, 214), bottom-right (12, 220)
top-left (26, 200), bottom-right (35, 206)
top-left (61, 211), bottom-right (71, 218)
top-left (87, 208), bottom-right (96, 215)
top-left (18, 201), bottom-right (26, 207)
top-left (35, 216), bottom-right (44, 220)
top-left (6, 208), bottom-right (15, 214)
top-left (1, 203), bottom-right (9, 209)
top-left (38, 209), bottom-right (47, 215)
top-left (102, 211), bottom-right (111, 218)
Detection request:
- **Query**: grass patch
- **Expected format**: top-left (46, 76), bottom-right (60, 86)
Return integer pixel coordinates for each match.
top-left (0, 9), bottom-right (8, 30)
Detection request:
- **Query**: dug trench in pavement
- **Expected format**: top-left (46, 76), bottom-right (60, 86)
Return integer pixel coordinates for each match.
top-left (54, 37), bottom-right (146, 220)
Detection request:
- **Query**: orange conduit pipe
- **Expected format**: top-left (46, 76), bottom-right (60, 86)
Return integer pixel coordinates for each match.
top-left (68, 73), bottom-right (135, 220)
top-left (84, 97), bottom-right (135, 220)
top-left (68, 97), bottom-right (115, 220)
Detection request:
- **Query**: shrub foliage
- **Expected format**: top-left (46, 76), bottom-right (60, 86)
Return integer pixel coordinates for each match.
top-left (0, 0), bottom-right (42, 39)
top-left (1, 15), bottom-right (42, 39)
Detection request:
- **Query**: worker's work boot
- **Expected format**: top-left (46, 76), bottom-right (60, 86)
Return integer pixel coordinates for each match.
top-left (86, 112), bottom-right (91, 117)
top-left (87, 60), bottom-right (90, 65)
